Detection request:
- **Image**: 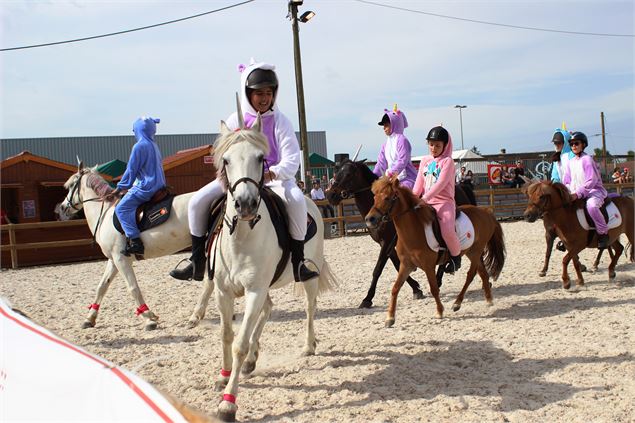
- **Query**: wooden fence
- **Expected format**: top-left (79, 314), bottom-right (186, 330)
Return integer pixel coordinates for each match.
top-left (2, 184), bottom-right (633, 269)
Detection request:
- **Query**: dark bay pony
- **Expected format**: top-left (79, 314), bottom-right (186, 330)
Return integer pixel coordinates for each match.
top-left (365, 176), bottom-right (505, 326)
top-left (326, 158), bottom-right (475, 308)
top-left (523, 180), bottom-right (634, 289)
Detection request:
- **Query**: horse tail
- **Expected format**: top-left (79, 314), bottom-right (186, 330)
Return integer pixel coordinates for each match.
top-left (627, 241), bottom-right (634, 263)
top-left (483, 215), bottom-right (506, 281)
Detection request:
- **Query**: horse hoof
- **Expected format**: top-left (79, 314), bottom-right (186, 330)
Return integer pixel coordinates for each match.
top-left (385, 318), bottom-right (395, 328)
top-left (217, 407), bottom-right (237, 423)
top-left (241, 361), bottom-right (256, 375)
top-left (187, 318), bottom-right (199, 329)
top-left (81, 320), bottom-right (95, 329)
top-left (609, 271), bottom-right (616, 279)
top-left (301, 348), bottom-right (316, 357)
top-left (359, 300), bottom-right (373, 309)
top-left (144, 321), bottom-right (158, 331)
top-left (452, 303), bottom-right (461, 312)
top-left (538, 270), bottom-right (546, 277)
top-left (413, 290), bottom-right (425, 300)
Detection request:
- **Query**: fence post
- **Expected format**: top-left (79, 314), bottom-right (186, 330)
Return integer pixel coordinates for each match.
top-left (489, 188), bottom-right (495, 213)
top-left (338, 203), bottom-right (344, 237)
top-left (8, 225), bottom-right (18, 269)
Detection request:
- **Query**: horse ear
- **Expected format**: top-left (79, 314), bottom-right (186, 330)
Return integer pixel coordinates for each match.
top-left (251, 113), bottom-right (262, 132)
top-left (220, 120), bottom-right (231, 134)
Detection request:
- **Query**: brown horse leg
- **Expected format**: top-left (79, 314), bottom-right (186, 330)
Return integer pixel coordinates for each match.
top-left (385, 262), bottom-right (415, 327)
top-left (424, 266), bottom-right (444, 319)
top-left (561, 252), bottom-right (573, 290)
top-left (571, 253), bottom-right (585, 289)
top-left (477, 258), bottom-right (493, 306)
top-left (452, 258), bottom-right (477, 312)
top-left (607, 241), bottom-right (623, 281)
top-left (540, 227), bottom-right (555, 277)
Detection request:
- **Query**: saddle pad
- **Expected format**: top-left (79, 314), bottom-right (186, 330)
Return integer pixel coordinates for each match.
top-left (113, 194), bottom-right (175, 235)
top-left (576, 202), bottom-right (621, 231)
top-left (424, 211), bottom-right (475, 252)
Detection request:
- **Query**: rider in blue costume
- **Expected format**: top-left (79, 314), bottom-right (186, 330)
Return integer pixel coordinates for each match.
top-left (112, 116), bottom-right (166, 256)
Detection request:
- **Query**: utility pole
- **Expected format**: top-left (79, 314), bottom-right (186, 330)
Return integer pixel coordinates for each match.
top-left (289, 1), bottom-right (311, 186)
top-left (601, 111), bottom-right (607, 182)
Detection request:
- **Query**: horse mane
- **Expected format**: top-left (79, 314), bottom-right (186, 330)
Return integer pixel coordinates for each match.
top-left (548, 181), bottom-right (572, 206)
top-left (372, 176), bottom-right (436, 225)
top-left (64, 167), bottom-right (114, 200)
top-left (354, 160), bottom-right (378, 184)
top-left (213, 128), bottom-right (270, 171)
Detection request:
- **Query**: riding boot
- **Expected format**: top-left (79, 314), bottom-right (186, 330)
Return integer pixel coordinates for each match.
top-left (290, 239), bottom-right (319, 282)
top-left (597, 233), bottom-right (610, 249)
top-left (122, 237), bottom-right (144, 256)
top-left (443, 254), bottom-right (461, 274)
top-left (170, 235), bottom-right (207, 281)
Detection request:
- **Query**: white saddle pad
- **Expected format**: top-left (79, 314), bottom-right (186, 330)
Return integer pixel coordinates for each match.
top-left (575, 202), bottom-right (621, 231)
top-left (424, 211), bottom-right (475, 252)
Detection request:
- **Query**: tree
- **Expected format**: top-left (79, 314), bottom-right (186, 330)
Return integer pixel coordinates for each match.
top-left (593, 147), bottom-right (612, 158)
top-left (470, 145), bottom-right (481, 155)
top-left (627, 150), bottom-right (634, 160)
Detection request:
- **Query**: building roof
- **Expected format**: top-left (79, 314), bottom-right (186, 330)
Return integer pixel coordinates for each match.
top-left (162, 144), bottom-right (213, 170)
top-left (309, 153), bottom-right (335, 166)
top-left (95, 159), bottom-right (127, 179)
top-left (0, 151), bottom-right (77, 173)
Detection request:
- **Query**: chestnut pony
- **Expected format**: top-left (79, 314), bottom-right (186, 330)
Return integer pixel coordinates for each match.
top-left (365, 176), bottom-right (506, 326)
top-left (523, 180), bottom-right (634, 289)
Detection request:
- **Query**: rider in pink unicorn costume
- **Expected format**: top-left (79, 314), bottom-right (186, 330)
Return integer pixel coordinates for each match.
top-left (413, 126), bottom-right (462, 273)
top-left (373, 106), bottom-right (417, 189)
top-left (562, 131), bottom-right (609, 249)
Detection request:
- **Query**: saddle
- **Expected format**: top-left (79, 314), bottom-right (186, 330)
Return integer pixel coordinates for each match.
top-left (424, 207), bottom-right (475, 254)
top-left (113, 187), bottom-right (175, 235)
top-left (574, 197), bottom-right (622, 244)
top-left (206, 187), bottom-right (318, 286)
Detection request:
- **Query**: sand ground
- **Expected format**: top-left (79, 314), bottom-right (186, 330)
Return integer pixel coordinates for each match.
top-left (2, 221), bottom-right (634, 423)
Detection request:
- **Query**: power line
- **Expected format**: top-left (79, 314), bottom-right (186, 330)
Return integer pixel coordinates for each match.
top-left (0, 0), bottom-right (255, 52)
top-left (353, 0), bottom-right (634, 38)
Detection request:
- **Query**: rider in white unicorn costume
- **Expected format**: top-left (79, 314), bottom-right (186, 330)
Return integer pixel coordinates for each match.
top-left (170, 59), bottom-right (318, 282)
top-left (373, 105), bottom-right (417, 189)
top-left (113, 117), bottom-right (165, 256)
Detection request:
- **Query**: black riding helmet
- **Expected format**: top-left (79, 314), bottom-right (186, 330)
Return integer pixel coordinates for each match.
top-left (426, 126), bottom-right (449, 143)
top-left (570, 131), bottom-right (588, 148)
top-left (245, 68), bottom-right (278, 110)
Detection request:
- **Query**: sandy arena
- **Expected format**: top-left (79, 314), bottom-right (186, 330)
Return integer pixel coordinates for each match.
top-left (2, 220), bottom-right (634, 422)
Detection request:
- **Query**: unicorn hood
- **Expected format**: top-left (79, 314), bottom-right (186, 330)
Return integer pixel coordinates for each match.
top-left (379, 105), bottom-right (408, 135)
top-left (552, 128), bottom-right (572, 155)
top-left (133, 116), bottom-right (160, 143)
top-left (238, 58), bottom-right (278, 117)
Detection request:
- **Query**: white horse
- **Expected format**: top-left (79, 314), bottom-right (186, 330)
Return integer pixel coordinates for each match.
top-left (187, 115), bottom-right (337, 422)
top-left (57, 164), bottom-right (194, 330)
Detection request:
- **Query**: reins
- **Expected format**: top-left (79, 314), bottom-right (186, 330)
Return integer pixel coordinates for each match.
top-left (66, 171), bottom-right (113, 243)
top-left (223, 159), bottom-right (267, 234)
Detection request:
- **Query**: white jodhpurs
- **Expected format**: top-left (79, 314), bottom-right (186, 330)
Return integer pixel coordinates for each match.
top-left (187, 178), bottom-right (307, 241)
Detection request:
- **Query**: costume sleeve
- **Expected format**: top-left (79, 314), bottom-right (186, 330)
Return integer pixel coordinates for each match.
top-left (422, 158), bottom-right (454, 203)
top-left (388, 136), bottom-right (412, 176)
top-left (373, 143), bottom-right (387, 178)
top-left (269, 113), bottom-right (301, 181)
top-left (575, 156), bottom-right (602, 199)
top-left (117, 143), bottom-right (145, 190)
top-left (412, 164), bottom-right (426, 197)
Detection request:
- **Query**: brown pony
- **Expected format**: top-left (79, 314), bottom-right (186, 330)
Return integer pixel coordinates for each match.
top-left (523, 180), bottom-right (634, 289)
top-left (365, 176), bottom-right (506, 326)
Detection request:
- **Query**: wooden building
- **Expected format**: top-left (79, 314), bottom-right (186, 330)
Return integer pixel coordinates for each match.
top-left (162, 145), bottom-right (215, 194)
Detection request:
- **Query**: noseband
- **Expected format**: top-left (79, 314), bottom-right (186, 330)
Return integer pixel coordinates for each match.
top-left (373, 191), bottom-right (399, 223)
top-left (224, 159), bottom-right (267, 233)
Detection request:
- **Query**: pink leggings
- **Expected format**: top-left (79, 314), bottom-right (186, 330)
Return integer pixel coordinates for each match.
top-left (431, 202), bottom-right (461, 256)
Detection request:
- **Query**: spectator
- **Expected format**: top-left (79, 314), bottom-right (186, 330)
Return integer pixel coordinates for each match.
top-left (310, 180), bottom-right (334, 218)
top-left (297, 180), bottom-right (306, 193)
top-left (623, 167), bottom-right (631, 183)
top-left (612, 167), bottom-right (624, 184)
top-left (513, 161), bottom-right (526, 187)
top-left (456, 166), bottom-right (467, 183)
top-left (462, 170), bottom-right (475, 187)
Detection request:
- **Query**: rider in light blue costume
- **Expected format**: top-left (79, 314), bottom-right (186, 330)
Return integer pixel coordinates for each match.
top-left (113, 116), bottom-right (166, 256)
top-left (550, 127), bottom-right (573, 183)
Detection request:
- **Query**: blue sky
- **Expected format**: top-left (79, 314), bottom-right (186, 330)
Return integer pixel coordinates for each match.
top-left (1, 0), bottom-right (633, 162)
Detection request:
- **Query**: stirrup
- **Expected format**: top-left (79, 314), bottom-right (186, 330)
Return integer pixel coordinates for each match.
top-left (294, 259), bottom-right (320, 282)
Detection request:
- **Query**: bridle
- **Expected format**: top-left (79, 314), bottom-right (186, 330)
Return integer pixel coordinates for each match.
top-left (223, 158), bottom-right (267, 233)
top-left (64, 170), bottom-right (110, 240)
top-left (372, 187), bottom-right (421, 224)
top-left (330, 162), bottom-right (371, 200)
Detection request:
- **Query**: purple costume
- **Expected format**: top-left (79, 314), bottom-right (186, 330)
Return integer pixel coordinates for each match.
top-left (373, 107), bottom-right (417, 189)
top-left (563, 152), bottom-right (608, 234)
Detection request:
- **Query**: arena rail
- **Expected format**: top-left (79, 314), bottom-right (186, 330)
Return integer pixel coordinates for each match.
top-left (2, 183), bottom-right (632, 268)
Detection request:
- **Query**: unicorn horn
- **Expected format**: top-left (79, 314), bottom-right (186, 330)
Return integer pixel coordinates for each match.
top-left (236, 92), bottom-right (245, 129)
top-left (393, 103), bottom-right (398, 112)
top-left (561, 121), bottom-right (567, 131)
top-left (352, 144), bottom-right (362, 161)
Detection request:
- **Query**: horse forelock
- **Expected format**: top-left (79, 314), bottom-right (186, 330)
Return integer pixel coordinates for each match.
top-left (213, 128), bottom-right (269, 171)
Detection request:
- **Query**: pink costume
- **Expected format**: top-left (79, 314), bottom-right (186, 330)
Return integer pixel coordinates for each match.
top-left (563, 152), bottom-right (608, 234)
top-left (413, 132), bottom-right (461, 256)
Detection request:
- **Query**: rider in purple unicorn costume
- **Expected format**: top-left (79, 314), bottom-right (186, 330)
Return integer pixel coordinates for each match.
top-left (373, 106), bottom-right (417, 189)
top-left (562, 131), bottom-right (609, 249)
top-left (114, 116), bottom-right (166, 256)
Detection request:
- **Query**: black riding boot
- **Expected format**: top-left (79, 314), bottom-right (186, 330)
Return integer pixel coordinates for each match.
top-left (597, 233), bottom-right (610, 249)
top-left (443, 255), bottom-right (461, 274)
top-left (290, 239), bottom-right (319, 282)
top-left (122, 237), bottom-right (144, 256)
top-left (169, 235), bottom-right (207, 281)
